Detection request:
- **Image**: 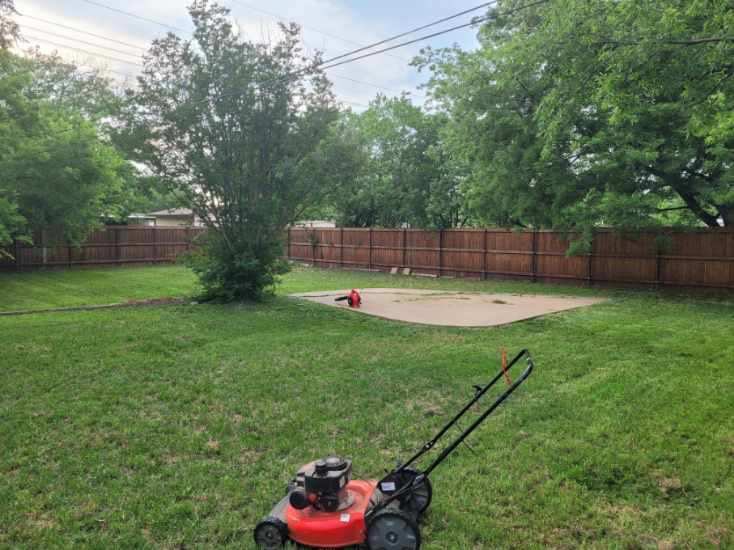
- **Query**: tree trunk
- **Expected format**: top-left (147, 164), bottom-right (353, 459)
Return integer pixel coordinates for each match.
top-left (718, 205), bottom-right (732, 227)
top-left (674, 188), bottom-right (720, 227)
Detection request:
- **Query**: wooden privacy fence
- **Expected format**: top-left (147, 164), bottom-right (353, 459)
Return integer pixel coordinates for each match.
top-left (287, 227), bottom-right (734, 290)
top-left (0, 226), bottom-right (205, 270)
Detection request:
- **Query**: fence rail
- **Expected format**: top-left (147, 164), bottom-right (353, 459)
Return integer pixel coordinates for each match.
top-left (286, 227), bottom-right (734, 290)
top-left (0, 226), bottom-right (205, 270)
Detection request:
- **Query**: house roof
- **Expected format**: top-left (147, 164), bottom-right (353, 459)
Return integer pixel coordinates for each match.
top-left (127, 213), bottom-right (157, 219)
top-left (148, 208), bottom-right (193, 216)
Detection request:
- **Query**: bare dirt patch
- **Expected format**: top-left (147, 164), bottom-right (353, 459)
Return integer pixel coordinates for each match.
top-left (291, 288), bottom-right (605, 327)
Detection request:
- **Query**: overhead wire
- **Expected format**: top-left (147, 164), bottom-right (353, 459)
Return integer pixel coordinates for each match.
top-left (20, 0), bottom-right (545, 113)
top-left (312, 0), bottom-right (500, 68)
top-left (17, 13), bottom-right (146, 52)
top-left (20, 24), bottom-right (144, 59)
top-left (22, 34), bottom-right (144, 67)
top-left (228, 0), bottom-right (411, 63)
top-left (79, 0), bottom-right (187, 33)
top-left (319, 0), bottom-right (548, 72)
top-left (256, 0), bottom-right (545, 90)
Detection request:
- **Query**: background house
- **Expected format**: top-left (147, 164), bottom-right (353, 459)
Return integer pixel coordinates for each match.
top-left (125, 213), bottom-right (157, 226)
top-left (292, 220), bottom-right (336, 228)
top-left (146, 208), bottom-right (203, 227)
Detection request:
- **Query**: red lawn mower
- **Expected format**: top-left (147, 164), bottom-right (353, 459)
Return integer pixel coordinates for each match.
top-left (254, 349), bottom-right (535, 549)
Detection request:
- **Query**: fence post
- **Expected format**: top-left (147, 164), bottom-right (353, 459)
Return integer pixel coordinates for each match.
top-left (438, 229), bottom-right (443, 277)
top-left (588, 230), bottom-right (595, 285)
top-left (368, 228), bottom-right (373, 270)
top-left (153, 226), bottom-right (158, 263)
top-left (339, 227), bottom-right (344, 268)
top-left (311, 230), bottom-right (316, 265)
top-left (482, 229), bottom-right (487, 280)
top-left (531, 229), bottom-right (538, 282)
top-left (655, 233), bottom-right (662, 288)
top-left (14, 239), bottom-right (21, 271)
top-left (402, 228), bottom-right (407, 269)
top-left (286, 227), bottom-right (291, 260)
top-left (41, 229), bottom-right (47, 266)
top-left (115, 227), bottom-right (121, 264)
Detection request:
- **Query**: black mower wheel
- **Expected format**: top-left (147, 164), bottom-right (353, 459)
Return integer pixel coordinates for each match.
top-left (399, 468), bottom-right (432, 516)
top-left (367, 508), bottom-right (421, 550)
top-left (381, 468), bottom-right (432, 516)
top-left (253, 517), bottom-right (288, 549)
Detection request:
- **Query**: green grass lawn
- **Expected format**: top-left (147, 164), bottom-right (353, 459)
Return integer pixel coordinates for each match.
top-left (1, 265), bottom-right (732, 548)
top-left (0, 263), bottom-right (606, 313)
top-left (0, 265), bottom-right (199, 312)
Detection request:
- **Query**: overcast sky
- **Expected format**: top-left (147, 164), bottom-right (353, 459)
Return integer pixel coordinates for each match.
top-left (13, 0), bottom-right (486, 109)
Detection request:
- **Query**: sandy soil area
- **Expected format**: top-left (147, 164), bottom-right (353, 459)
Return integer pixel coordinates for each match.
top-left (291, 288), bottom-right (605, 327)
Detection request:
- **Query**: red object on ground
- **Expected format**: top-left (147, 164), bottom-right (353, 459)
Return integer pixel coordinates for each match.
top-left (348, 289), bottom-right (361, 308)
top-left (285, 480), bottom-right (377, 548)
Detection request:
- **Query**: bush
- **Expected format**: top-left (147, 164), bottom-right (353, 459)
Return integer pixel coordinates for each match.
top-left (186, 231), bottom-right (289, 302)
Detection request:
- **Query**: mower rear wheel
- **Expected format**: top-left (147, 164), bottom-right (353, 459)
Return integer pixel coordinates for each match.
top-left (399, 468), bottom-right (432, 515)
top-left (253, 517), bottom-right (288, 548)
top-left (367, 508), bottom-right (421, 550)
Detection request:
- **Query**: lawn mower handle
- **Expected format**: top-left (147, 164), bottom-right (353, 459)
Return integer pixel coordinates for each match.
top-left (422, 356), bottom-right (534, 477)
top-left (369, 351), bottom-right (534, 518)
top-left (397, 349), bottom-right (533, 473)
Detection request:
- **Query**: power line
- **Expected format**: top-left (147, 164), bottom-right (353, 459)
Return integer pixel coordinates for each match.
top-left (76, 64), bottom-right (136, 80)
top-left (315, 0), bottom-right (499, 68)
top-left (319, 17), bottom-right (489, 71)
top-left (79, 0), bottom-right (186, 33)
top-left (253, 0), bottom-right (508, 91)
top-left (228, 0), bottom-right (411, 64)
top-left (299, 37), bottom-right (417, 96)
top-left (23, 34), bottom-right (144, 67)
top-left (327, 70), bottom-right (423, 96)
top-left (319, 0), bottom-right (547, 72)
top-left (177, 0), bottom-right (544, 108)
top-left (17, 13), bottom-right (146, 52)
top-left (20, 24), bottom-right (144, 60)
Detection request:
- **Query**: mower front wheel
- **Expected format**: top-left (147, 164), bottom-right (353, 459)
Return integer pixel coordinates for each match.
top-left (367, 508), bottom-right (421, 550)
top-left (253, 517), bottom-right (288, 549)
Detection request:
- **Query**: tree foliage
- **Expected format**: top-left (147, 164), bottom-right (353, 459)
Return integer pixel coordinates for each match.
top-left (0, 0), bottom-right (18, 50)
top-left (326, 95), bottom-right (469, 229)
top-left (135, 1), bottom-right (339, 300)
top-left (420, 0), bottom-right (734, 234)
top-left (0, 50), bottom-right (129, 248)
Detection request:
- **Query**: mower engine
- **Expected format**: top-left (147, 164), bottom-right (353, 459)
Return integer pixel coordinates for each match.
top-left (289, 457), bottom-right (353, 512)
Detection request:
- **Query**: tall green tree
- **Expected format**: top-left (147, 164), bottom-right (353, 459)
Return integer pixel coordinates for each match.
top-left (329, 96), bottom-right (469, 228)
top-left (421, 0), bottom-right (734, 235)
top-left (0, 50), bottom-right (129, 248)
top-left (135, 1), bottom-right (338, 300)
